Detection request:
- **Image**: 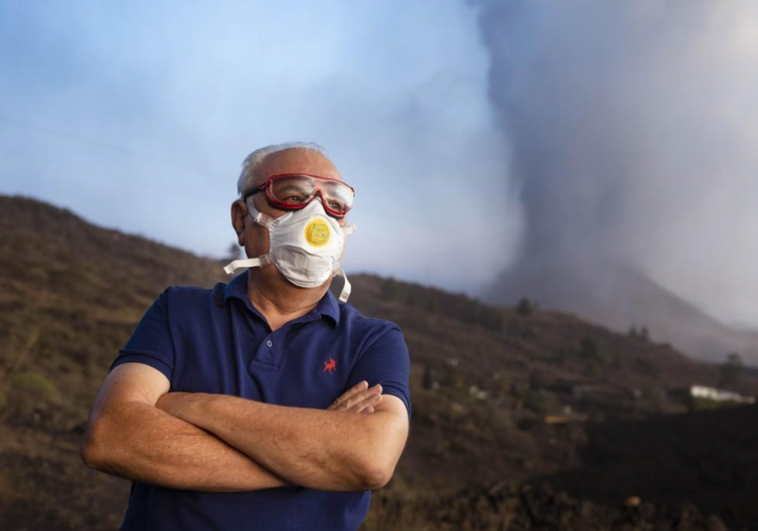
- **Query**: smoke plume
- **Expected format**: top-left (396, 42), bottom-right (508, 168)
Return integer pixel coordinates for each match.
top-left (476, 0), bottom-right (758, 361)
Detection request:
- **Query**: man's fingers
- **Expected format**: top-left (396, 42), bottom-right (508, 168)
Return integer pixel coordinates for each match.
top-left (328, 381), bottom-right (368, 410)
top-left (328, 383), bottom-right (383, 412)
top-left (349, 391), bottom-right (383, 414)
top-left (343, 384), bottom-right (382, 411)
top-left (330, 380), bottom-right (368, 409)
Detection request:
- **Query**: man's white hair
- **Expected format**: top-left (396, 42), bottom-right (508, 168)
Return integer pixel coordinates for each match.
top-left (236, 142), bottom-right (326, 197)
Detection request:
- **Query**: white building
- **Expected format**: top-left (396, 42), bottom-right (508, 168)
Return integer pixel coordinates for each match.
top-left (690, 385), bottom-right (755, 404)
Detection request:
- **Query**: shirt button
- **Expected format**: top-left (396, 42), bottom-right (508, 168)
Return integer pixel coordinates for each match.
top-left (266, 340), bottom-right (273, 347)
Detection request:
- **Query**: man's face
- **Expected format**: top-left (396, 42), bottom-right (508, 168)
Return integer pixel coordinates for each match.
top-left (231, 148), bottom-right (349, 285)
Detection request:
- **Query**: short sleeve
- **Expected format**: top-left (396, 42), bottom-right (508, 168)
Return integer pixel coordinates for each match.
top-left (109, 288), bottom-right (175, 383)
top-left (346, 324), bottom-right (412, 419)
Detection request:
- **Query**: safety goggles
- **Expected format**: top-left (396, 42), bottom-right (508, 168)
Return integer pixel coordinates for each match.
top-left (245, 173), bottom-right (355, 218)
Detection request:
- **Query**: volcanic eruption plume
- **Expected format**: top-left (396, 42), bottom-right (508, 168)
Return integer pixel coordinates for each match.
top-left (475, 0), bottom-right (758, 362)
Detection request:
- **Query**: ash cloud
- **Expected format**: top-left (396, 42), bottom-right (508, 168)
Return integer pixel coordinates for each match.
top-left (475, 0), bottom-right (758, 360)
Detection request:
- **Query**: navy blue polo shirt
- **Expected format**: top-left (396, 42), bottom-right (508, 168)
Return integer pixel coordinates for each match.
top-left (108, 270), bottom-right (411, 531)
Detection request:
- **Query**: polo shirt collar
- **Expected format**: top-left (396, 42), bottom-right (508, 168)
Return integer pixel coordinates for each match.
top-left (218, 270), bottom-right (340, 326)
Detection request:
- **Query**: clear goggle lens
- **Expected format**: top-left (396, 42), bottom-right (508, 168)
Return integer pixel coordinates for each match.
top-left (266, 174), bottom-right (354, 216)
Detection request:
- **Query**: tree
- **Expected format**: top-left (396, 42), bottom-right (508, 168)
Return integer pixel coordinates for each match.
top-left (380, 278), bottom-right (402, 302)
top-left (720, 352), bottom-right (744, 389)
top-left (579, 337), bottom-right (598, 360)
top-left (224, 242), bottom-right (243, 263)
top-left (421, 364), bottom-right (434, 390)
top-left (517, 297), bottom-right (536, 316)
top-left (579, 337), bottom-right (610, 371)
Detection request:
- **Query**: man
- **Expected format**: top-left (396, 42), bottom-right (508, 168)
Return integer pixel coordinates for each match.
top-left (81, 142), bottom-right (412, 530)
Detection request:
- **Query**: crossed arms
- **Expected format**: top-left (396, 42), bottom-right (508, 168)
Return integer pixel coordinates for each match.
top-left (80, 362), bottom-right (409, 492)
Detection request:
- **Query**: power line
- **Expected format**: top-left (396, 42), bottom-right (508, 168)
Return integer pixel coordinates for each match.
top-left (0, 113), bottom-right (228, 179)
top-left (0, 144), bottom-right (207, 202)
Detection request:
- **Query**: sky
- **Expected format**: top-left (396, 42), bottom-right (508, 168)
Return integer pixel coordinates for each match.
top-left (1, 0), bottom-right (757, 330)
top-left (0, 0), bottom-right (518, 295)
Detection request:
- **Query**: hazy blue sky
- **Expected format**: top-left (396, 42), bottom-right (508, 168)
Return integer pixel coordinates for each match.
top-left (2, 1), bottom-right (757, 330)
top-left (0, 0), bottom-right (519, 294)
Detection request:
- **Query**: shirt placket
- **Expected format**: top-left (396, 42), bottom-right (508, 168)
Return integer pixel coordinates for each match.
top-left (253, 331), bottom-right (281, 367)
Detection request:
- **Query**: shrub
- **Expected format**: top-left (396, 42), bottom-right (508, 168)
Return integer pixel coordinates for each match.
top-left (523, 390), bottom-right (562, 416)
top-left (720, 352), bottom-right (744, 389)
top-left (10, 371), bottom-right (58, 398)
top-left (516, 297), bottom-right (537, 316)
top-left (579, 337), bottom-right (611, 368)
top-left (2, 371), bottom-right (60, 416)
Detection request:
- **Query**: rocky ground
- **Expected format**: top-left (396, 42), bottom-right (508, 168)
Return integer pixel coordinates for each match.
top-left (2, 195), bottom-right (757, 530)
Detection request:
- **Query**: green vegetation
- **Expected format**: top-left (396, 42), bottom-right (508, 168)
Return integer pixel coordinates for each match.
top-left (516, 297), bottom-right (538, 316)
top-left (1, 371), bottom-right (59, 418)
top-left (579, 337), bottom-right (608, 376)
top-left (9, 371), bottom-right (57, 398)
top-left (719, 352), bottom-right (744, 390)
top-left (628, 325), bottom-right (650, 341)
top-left (523, 389), bottom-right (562, 416)
top-left (554, 347), bottom-right (570, 366)
top-left (690, 397), bottom-right (727, 411)
top-left (575, 336), bottom-right (628, 374)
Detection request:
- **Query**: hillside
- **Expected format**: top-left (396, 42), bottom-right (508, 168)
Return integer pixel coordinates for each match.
top-left (485, 261), bottom-right (758, 365)
top-left (1, 194), bottom-right (757, 530)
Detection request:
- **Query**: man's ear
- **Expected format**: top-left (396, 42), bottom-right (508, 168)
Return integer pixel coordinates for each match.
top-left (231, 200), bottom-right (247, 246)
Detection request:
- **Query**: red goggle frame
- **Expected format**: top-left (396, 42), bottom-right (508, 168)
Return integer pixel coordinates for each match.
top-left (246, 173), bottom-right (355, 218)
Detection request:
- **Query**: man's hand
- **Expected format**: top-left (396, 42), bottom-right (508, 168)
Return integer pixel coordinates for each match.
top-left (153, 381), bottom-right (408, 491)
top-left (156, 381), bottom-right (383, 417)
top-left (327, 380), bottom-right (383, 414)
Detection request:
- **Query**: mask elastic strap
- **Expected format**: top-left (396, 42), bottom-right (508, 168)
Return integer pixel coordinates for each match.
top-left (222, 198), bottom-right (278, 275)
top-left (335, 267), bottom-right (352, 303)
top-left (223, 254), bottom-right (272, 275)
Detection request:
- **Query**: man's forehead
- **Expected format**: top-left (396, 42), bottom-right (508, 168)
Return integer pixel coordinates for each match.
top-left (253, 149), bottom-right (341, 186)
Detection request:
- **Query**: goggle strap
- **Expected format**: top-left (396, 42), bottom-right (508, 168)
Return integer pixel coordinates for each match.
top-left (335, 267), bottom-right (352, 303)
top-left (246, 197), bottom-right (276, 227)
top-left (223, 254), bottom-right (272, 275)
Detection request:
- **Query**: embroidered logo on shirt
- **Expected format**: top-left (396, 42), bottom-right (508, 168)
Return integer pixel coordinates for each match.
top-left (323, 357), bottom-right (337, 374)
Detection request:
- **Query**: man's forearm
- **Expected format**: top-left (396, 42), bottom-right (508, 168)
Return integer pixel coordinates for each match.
top-left (161, 393), bottom-right (404, 492)
top-left (81, 400), bottom-right (290, 492)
